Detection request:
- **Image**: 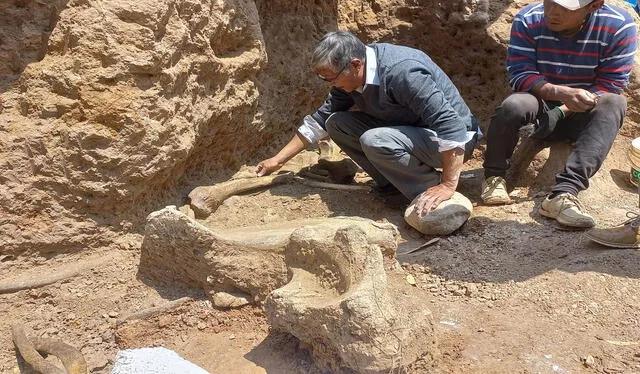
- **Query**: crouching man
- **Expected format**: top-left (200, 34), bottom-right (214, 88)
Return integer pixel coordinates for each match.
top-left (257, 31), bottom-right (479, 217)
top-left (481, 0), bottom-right (637, 228)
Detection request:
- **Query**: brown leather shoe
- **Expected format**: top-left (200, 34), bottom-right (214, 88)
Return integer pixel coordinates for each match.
top-left (585, 212), bottom-right (640, 249)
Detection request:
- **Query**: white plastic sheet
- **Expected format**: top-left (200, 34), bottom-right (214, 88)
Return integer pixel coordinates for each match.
top-left (112, 347), bottom-right (210, 374)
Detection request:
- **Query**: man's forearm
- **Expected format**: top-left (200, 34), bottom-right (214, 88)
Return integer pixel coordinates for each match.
top-left (531, 81), bottom-right (597, 113)
top-left (531, 81), bottom-right (567, 102)
top-left (441, 147), bottom-right (465, 190)
top-left (274, 132), bottom-right (310, 165)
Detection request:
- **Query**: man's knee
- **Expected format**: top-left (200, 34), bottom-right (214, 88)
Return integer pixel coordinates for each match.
top-left (359, 128), bottom-right (389, 155)
top-left (495, 94), bottom-right (535, 122)
top-left (325, 111), bottom-right (354, 136)
top-left (596, 93), bottom-right (627, 128)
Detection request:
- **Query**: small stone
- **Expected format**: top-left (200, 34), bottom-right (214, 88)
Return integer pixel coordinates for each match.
top-left (108, 311), bottom-right (119, 318)
top-left (229, 334), bottom-right (236, 340)
top-left (465, 284), bottom-right (478, 297)
top-left (197, 322), bottom-right (207, 330)
top-left (101, 331), bottom-right (114, 342)
top-left (158, 315), bottom-right (172, 328)
top-left (181, 314), bottom-right (197, 327)
top-left (581, 355), bottom-right (595, 367)
top-left (212, 292), bottom-right (251, 309)
top-left (405, 274), bottom-right (417, 286)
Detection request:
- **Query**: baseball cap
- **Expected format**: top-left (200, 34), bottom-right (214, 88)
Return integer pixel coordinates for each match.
top-left (551, 0), bottom-right (596, 10)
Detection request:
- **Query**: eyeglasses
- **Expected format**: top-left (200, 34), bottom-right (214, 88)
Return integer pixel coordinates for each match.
top-left (317, 64), bottom-right (348, 84)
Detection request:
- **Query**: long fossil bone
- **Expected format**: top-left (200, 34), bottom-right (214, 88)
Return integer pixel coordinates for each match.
top-left (188, 173), bottom-right (294, 217)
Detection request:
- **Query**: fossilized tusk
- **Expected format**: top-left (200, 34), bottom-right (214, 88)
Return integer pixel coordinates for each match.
top-left (188, 172), bottom-right (294, 217)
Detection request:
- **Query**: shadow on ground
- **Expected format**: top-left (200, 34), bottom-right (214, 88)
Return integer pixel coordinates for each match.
top-left (400, 215), bottom-right (640, 284)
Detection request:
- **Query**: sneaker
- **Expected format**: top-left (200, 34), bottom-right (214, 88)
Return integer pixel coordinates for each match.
top-left (539, 193), bottom-right (596, 228)
top-left (585, 212), bottom-right (640, 249)
top-left (481, 176), bottom-right (512, 205)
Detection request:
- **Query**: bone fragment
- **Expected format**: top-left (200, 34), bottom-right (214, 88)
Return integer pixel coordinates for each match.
top-left (294, 176), bottom-right (371, 192)
top-left (116, 297), bottom-right (193, 325)
top-left (211, 291), bottom-right (251, 309)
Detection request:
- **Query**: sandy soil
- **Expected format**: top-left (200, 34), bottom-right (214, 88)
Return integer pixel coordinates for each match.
top-left (2, 135), bottom-right (640, 374)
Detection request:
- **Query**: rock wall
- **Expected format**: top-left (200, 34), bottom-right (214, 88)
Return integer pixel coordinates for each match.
top-left (0, 0), bottom-right (68, 92)
top-left (0, 0), bottom-right (269, 254)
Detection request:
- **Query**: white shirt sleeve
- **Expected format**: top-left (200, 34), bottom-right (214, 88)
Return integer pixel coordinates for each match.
top-left (297, 115), bottom-right (329, 146)
top-left (429, 130), bottom-right (478, 152)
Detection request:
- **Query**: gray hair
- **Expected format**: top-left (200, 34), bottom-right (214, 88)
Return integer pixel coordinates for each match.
top-left (311, 31), bottom-right (366, 72)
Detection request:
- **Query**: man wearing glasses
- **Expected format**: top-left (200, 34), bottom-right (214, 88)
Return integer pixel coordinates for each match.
top-left (480, 0), bottom-right (637, 228)
top-left (256, 31), bottom-right (479, 216)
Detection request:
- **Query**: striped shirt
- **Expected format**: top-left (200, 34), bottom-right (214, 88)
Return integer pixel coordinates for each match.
top-left (507, 3), bottom-right (638, 94)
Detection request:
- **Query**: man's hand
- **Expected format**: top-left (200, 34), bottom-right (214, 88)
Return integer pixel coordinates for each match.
top-left (532, 82), bottom-right (598, 113)
top-left (256, 157), bottom-right (283, 176)
top-left (415, 184), bottom-right (456, 217)
top-left (256, 132), bottom-right (310, 177)
top-left (414, 146), bottom-right (465, 217)
top-left (558, 87), bottom-right (597, 112)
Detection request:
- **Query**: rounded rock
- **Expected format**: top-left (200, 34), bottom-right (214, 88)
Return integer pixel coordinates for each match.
top-left (404, 192), bottom-right (472, 235)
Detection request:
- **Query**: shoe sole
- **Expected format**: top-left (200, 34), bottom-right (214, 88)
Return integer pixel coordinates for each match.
top-left (585, 233), bottom-right (640, 249)
top-left (539, 207), bottom-right (595, 228)
top-left (482, 196), bottom-right (512, 205)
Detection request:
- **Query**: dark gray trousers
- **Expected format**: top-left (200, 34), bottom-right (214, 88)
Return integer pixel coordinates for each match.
top-left (483, 92), bottom-right (626, 196)
top-left (325, 111), bottom-right (477, 200)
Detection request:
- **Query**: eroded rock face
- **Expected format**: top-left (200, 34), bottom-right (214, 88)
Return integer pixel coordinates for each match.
top-left (1, 0), bottom-right (265, 213)
top-left (0, 0), bottom-right (339, 255)
top-left (0, 0), bottom-right (270, 255)
top-left (0, 0), bottom-right (68, 92)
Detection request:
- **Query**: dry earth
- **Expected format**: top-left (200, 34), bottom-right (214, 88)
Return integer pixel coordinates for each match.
top-left (2, 0), bottom-right (640, 373)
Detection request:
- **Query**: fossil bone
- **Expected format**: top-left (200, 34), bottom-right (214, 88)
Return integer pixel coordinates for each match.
top-left (188, 173), bottom-right (294, 218)
top-left (12, 325), bottom-right (87, 374)
top-left (140, 206), bottom-right (434, 372)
